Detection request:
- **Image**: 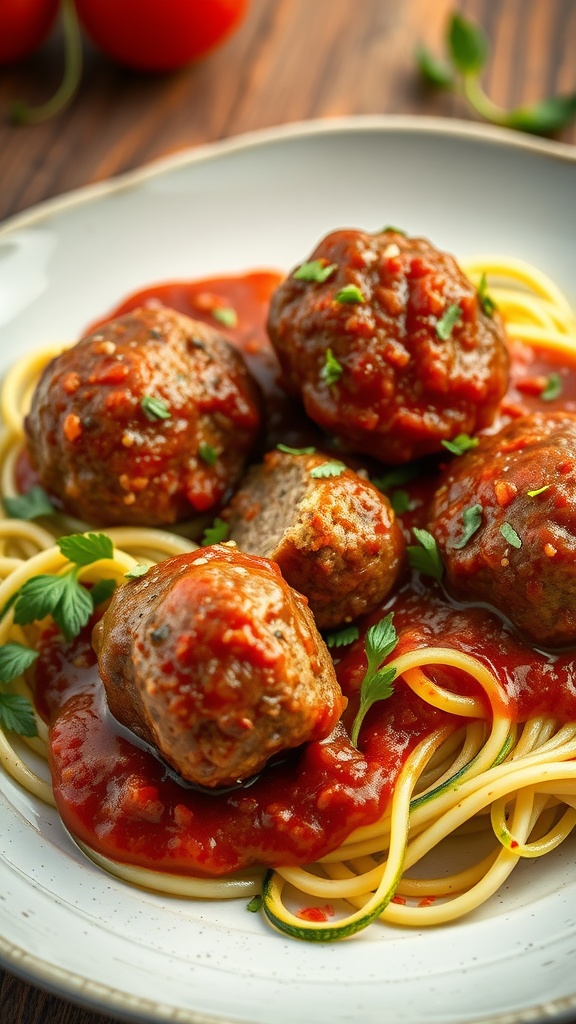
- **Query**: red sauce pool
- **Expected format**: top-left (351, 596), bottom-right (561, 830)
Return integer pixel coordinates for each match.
top-left (26, 271), bottom-right (576, 877)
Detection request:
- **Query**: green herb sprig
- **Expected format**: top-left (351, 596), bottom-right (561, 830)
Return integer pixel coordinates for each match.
top-left (417, 13), bottom-right (576, 136)
top-left (350, 614), bottom-right (398, 747)
top-left (0, 643), bottom-right (39, 736)
top-left (407, 528), bottom-right (444, 581)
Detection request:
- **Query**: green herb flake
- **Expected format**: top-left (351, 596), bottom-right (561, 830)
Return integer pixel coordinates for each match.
top-left (201, 517), bottom-right (230, 547)
top-left (212, 306), bottom-right (238, 329)
top-left (276, 443), bottom-right (317, 456)
top-left (527, 484), bottom-right (551, 498)
top-left (325, 624), bottom-right (360, 649)
top-left (322, 348), bottom-right (343, 387)
top-left (453, 503), bottom-right (483, 550)
top-left (441, 433), bottom-right (479, 456)
top-left (500, 522), bottom-right (522, 549)
top-left (380, 225), bottom-right (407, 236)
top-left (541, 373), bottom-right (563, 402)
top-left (198, 443), bottom-right (218, 466)
top-left (141, 395), bottom-right (171, 421)
top-left (309, 460), bottom-right (346, 479)
top-left (294, 260), bottom-right (337, 284)
top-left (125, 564), bottom-right (149, 580)
top-left (57, 532), bottom-right (114, 566)
top-left (390, 489), bottom-right (411, 515)
top-left (3, 486), bottom-right (55, 521)
top-left (246, 895), bottom-right (262, 913)
top-left (0, 643), bottom-right (39, 684)
top-left (372, 463), bottom-right (422, 492)
top-left (0, 693), bottom-right (38, 737)
top-left (436, 304), bottom-right (462, 341)
top-left (407, 528), bottom-right (444, 581)
top-left (350, 613), bottom-right (398, 747)
top-left (89, 578), bottom-right (117, 606)
top-left (335, 284), bottom-right (366, 305)
top-left (477, 273), bottom-right (497, 317)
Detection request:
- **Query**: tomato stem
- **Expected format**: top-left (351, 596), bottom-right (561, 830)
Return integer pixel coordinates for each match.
top-left (11, 0), bottom-right (83, 125)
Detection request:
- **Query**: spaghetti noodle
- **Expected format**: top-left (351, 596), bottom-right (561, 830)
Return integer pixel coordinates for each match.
top-left (0, 254), bottom-right (575, 941)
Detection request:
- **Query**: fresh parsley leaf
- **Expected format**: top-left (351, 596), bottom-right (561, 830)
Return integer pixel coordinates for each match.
top-left (294, 260), bottom-right (337, 283)
top-left (198, 443), bottom-right (218, 466)
top-left (390, 489), bottom-right (410, 514)
top-left (541, 373), bottom-right (563, 401)
top-left (436, 304), bottom-right (462, 340)
top-left (125, 564), bottom-right (148, 580)
top-left (477, 273), bottom-right (496, 317)
top-left (3, 486), bottom-right (55, 521)
top-left (276, 443), bottom-right (317, 456)
top-left (57, 532), bottom-right (114, 566)
top-left (246, 895), bottom-right (262, 913)
top-left (212, 306), bottom-right (238, 328)
top-left (141, 395), bottom-right (171, 421)
top-left (416, 45), bottom-right (455, 88)
top-left (0, 643), bottom-right (39, 684)
top-left (448, 12), bottom-right (488, 74)
top-left (407, 528), bottom-right (444, 581)
top-left (453, 503), bottom-right (483, 550)
top-left (54, 574), bottom-right (94, 640)
top-left (335, 284), bottom-right (365, 304)
top-left (350, 612), bottom-right (398, 747)
top-left (441, 433), bottom-right (479, 456)
top-left (310, 460), bottom-right (346, 479)
top-left (202, 518), bottom-right (230, 547)
top-left (372, 463), bottom-right (422, 492)
top-left (500, 522), bottom-right (522, 549)
top-left (0, 693), bottom-right (38, 737)
top-left (89, 578), bottom-right (117, 606)
top-left (506, 95), bottom-right (576, 135)
top-left (322, 348), bottom-right (343, 387)
top-left (527, 484), bottom-right (551, 498)
top-left (13, 571), bottom-right (93, 640)
top-left (325, 624), bottom-right (359, 649)
top-left (380, 225), bottom-right (407, 236)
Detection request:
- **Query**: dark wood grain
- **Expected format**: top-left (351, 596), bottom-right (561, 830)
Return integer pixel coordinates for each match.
top-left (0, 0), bottom-right (575, 1020)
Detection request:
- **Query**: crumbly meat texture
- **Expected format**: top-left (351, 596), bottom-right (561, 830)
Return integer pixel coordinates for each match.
top-left (92, 544), bottom-right (346, 788)
top-left (25, 306), bottom-right (262, 527)
top-left (223, 449), bottom-right (405, 629)
top-left (267, 229), bottom-right (509, 463)
top-left (428, 411), bottom-right (576, 649)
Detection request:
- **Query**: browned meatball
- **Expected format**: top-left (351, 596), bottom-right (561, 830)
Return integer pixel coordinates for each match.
top-left (92, 544), bottom-right (345, 788)
top-left (428, 412), bottom-right (576, 649)
top-left (25, 307), bottom-right (262, 527)
top-left (268, 229), bottom-right (509, 463)
top-left (223, 448), bottom-right (405, 629)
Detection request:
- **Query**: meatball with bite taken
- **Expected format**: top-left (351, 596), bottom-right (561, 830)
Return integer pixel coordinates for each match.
top-left (25, 306), bottom-right (262, 527)
top-left (267, 228), bottom-right (509, 463)
top-left (223, 447), bottom-right (405, 629)
top-left (93, 543), bottom-right (346, 788)
top-left (428, 411), bottom-right (576, 649)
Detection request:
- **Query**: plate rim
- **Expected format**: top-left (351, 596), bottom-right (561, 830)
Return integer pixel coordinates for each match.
top-left (1, 113), bottom-right (576, 1024)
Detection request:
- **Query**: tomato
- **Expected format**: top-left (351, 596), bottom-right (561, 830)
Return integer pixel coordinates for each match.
top-left (74, 0), bottom-right (249, 72)
top-left (0, 0), bottom-right (59, 64)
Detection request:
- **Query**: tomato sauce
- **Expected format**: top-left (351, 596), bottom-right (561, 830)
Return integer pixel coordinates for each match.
top-left (27, 270), bottom-right (576, 877)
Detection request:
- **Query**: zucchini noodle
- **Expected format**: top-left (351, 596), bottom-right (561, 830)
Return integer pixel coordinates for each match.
top-left (0, 256), bottom-right (575, 938)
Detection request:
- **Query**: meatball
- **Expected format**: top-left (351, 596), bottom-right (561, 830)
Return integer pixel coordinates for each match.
top-left (25, 306), bottom-right (262, 527)
top-left (428, 412), bottom-right (576, 649)
top-left (267, 229), bottom-right (509, 463)
top-left (223, 448), bottom-right (405, 629)
top-left (92, 544), bottom-right (345, 788)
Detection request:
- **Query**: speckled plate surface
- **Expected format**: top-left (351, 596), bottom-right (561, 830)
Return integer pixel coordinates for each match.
top-left (0, 116), bottom-right (575, 1024)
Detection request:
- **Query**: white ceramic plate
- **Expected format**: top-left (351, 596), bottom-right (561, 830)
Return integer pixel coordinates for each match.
top-left (0, 116), bottom-right (576, 1024)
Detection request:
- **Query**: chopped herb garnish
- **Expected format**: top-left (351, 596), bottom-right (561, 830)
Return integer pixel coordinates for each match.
top-left (322, 348), bottom-right (343, 387)
top-left (125, 564), bottom-right (149, 579)
top-left (0, 643), bottom-right (39, 684)
top-left (407, 527), bottom-right (443, 581)
top-left (453, 503), bottom-right (483, 549)
top-left (57, 532), bottom-right (114, 566)
top-left (541, 373), bottom-right (562, 401)
top-left (441, 433), bottom-right (479, 456)
top-left (325, 624), bottom-right (359, 649)
top-left (0, 694), bottom-right (38, 737)
top-left (372, 463), bottom-right (422, 492)
top-left (246, 895), bottom-right (262, 913)
top-left (527, 484), bottom-right (551, 498)
top-left (141, 395), bottom-right (171, 421)
top-left (3, 486), bottom-right (55, 521)
top-left (294, 260), bottom-right (337, 283)
top-left (380, 225), bottom-right (406, 235)
top-left (198, 443), bottom-right (218, 466)
top-left (310, 460), bottom-right (346, 479)
top-left (500, 522), bottom-right (522, 549)
top-left (477, 273), bottom-right (496, 317)
top-left (335, 284), bottom-right (365, 304)
top-left (201, 517), bottom-right (230, 547)
top-left (390, 489), bottom-right (411, 514)
top-left (276, 443), bottom-right (317, 456)
top-left (212, 306), bottom-right (238, 329)
top-left (436, 304), bottom-right (462, 340)
top-left (350, 613), bottom-right (398, 747)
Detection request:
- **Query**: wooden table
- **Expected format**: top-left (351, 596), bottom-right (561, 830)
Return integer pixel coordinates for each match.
top-left (0, 0), bottom-right (575, 1021)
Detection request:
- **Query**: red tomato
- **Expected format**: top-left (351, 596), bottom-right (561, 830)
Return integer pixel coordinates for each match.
top-left (74, 0), bottom-right (249, 72)
top-left (0, 0), bottom-right (59, 64)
